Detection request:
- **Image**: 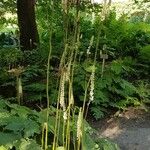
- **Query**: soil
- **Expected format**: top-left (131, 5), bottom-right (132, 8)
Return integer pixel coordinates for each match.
top-left (89, 106), bottom-right (150, 150)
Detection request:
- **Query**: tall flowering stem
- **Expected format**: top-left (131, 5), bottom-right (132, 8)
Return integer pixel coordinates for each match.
top-left (85, 69), bottom-right (95, 119)
top-left (89, 71), bottom-right (95, 103)
top-left (77, 107), bottom-right (83, 150)
top-left (8, 66), bottom-right (24, 105)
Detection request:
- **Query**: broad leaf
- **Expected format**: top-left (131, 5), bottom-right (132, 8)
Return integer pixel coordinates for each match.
top-left (0, 133), bottom-right (21, 146)
top-left (14, 139), bottom-right (42, 150)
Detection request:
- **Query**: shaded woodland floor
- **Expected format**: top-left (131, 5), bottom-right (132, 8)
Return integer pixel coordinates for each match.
top-left (89, 107), bottom-right (150, 150)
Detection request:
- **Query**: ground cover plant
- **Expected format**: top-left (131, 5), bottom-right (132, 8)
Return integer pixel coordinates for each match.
top-left (0, 0), bottom-right (150, 149)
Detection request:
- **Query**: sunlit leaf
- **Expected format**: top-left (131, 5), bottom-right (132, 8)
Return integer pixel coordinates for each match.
top-left (14, 139), bottom-right (42, 150)
top-left (85, 65), bottom-right (97, 73)
top-left (56, 147), bottom-right (65, 150)
top-left (0, 146), bottom-right (7, 150)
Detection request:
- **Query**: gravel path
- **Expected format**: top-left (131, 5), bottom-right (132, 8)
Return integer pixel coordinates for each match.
top-left (90, 107), bottom-right (150, 150)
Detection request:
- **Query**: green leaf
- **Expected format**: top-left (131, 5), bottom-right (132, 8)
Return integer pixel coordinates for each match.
top-left (5, 116), bottom-right (26, 132)
top-left (90, 107), bottom-right (105, 120)
top-left (111, 61), bottom-right (122, 75)
top-left (0, 146), bottom-right (7, 150)
top-left (85, 65), bottom-right (97, 73)
top-left (14, 139), bottom-right (42, 150)
top-left (0, 133), bottom-right (21, 146)
top-left (5, 103), bottom-right (33, 118)
top-left (24, 120), bottom-right (40, 138)
top-left (82, 130), bottom-right (98, 150)
top-left (95, 91), bottom-right (109, 104)
top-left (120, 80), bottom-right (136, 96)
top-left (38, 109), bottom-right (64, 144)
top-left (0, 110), bottom-right (12, 126)
top-left (56, 147), bottom-right (65, 150)
top-left (97, 138), bottom-right (120, 150)
top-left (24, 83), bottom-right (46, 92)
top-left (0, 99), bottom-right (6, 108)
top-left (140, 45), bottom-right (150, 60)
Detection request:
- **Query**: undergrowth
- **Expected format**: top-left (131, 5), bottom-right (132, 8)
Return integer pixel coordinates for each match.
top-left (0, 0), bottom-right (150, 149)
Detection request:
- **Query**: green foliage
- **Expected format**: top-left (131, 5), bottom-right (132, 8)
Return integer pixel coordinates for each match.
top-left (0, 48), bottom-right (22, 67)
top-left (0, 1), bottom-right (150, 149)
top-left (0, 98), bottom-right (108, 149)
top-left (96, 12), bottom-right (150, 58)
top-left (112, 97), bottom-right (141, 110)
top-left (14, 139), bottom-right (42, 150)
top-left (90, 107), bottom-right (105, 120)
top-left (140, 45), bottom-right (150, 61)
top-left (96, 138), bottom-right (120, 150)
top-left (0, 100), bottom-right (41, 149)
top-left (24, 83), bottom-right (46, 101)
top-left (0, 133), bottom-right (21, 147)
top-left (136, 81), bottom-right (150, 103)
top-left (73, 56), bottom-right (142, 119)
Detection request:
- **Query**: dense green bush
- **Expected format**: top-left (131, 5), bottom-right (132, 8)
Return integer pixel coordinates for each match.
top-left (72, 56), bottom-right (143, 119)
top-left (1, 9), bottom-right (149, 119)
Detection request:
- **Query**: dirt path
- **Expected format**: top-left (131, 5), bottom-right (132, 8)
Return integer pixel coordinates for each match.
top-left (90, 107), bottom-right (150, 150)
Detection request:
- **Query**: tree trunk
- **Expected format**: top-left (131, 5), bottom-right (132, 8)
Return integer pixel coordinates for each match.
top-left (17, 0), bottom-right (39, 51)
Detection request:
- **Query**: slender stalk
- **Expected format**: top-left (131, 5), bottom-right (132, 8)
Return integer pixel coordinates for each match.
top-left (52, 77), bottom-right (63, 150)
top-left (84, 6), bottom-right (102, 119)
top-left (16, 76), bottom-right (20, 105)
top-left (56, 110), bottom-right (61, 148)
top-left (46, 0), bottom-right (53, 121)
top-left (52, 97), bottom-right (60, 150)
top-left (77, 108), bottom-right (82, 150)
top-left (82, 78), bottom-right (91, 116)
top-left (101, 57), bottom-right (105, 77)
top-left (42, 122), bottom-right (48, 150)
top-left (72, 108), bottom-right (76, 150)
top-left (45, 0), bottom-right (54, 149)
top-left (63, 117), bottom-right (66, 148)
top-left (65, 106), bottom-right (71, 150)
top-left (85, 101), bottom-right (90, 119)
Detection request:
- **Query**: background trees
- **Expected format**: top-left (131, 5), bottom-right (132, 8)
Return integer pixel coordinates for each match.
top-left (17, 0), bottom-right (39, 50)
